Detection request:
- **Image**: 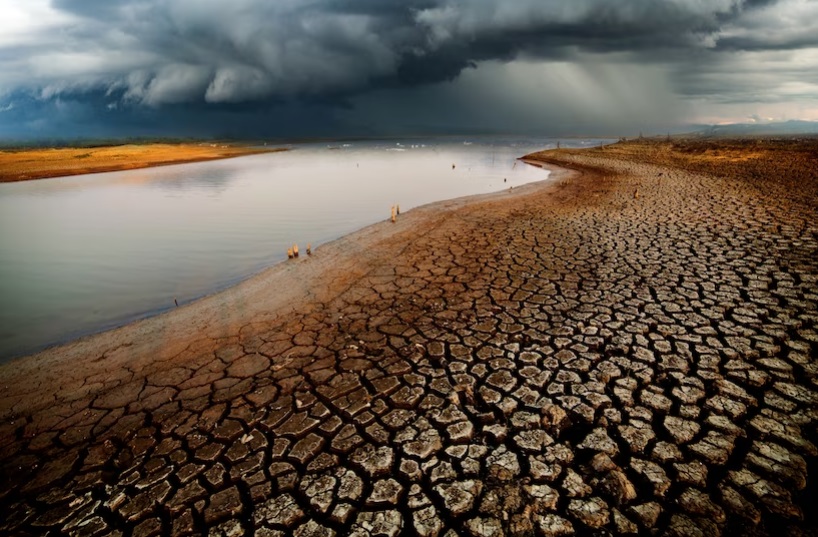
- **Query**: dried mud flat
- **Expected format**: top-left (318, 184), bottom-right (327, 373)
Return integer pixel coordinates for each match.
top-left (1, 138), bottom-right (817, 536)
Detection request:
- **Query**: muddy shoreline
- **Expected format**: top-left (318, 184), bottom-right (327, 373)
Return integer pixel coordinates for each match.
top-left (0, 166), bottom-right (574, 412)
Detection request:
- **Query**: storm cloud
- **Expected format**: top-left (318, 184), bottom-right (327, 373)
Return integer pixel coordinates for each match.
top-left (0, 0), bottom-right (816, 138)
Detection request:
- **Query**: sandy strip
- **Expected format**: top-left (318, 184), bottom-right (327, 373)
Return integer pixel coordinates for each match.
top-left (0, 144), bottom-right (283, 182)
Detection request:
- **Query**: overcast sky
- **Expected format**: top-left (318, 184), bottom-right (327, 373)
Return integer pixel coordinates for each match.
top-left (1, 0), bottom-right (817, 140)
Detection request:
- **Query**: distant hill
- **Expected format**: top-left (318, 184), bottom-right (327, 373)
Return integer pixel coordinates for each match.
top-left (691, 120), bottom-right (818, 137)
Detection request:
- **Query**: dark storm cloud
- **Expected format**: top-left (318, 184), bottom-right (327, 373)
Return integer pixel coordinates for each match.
top-left (1, 0), bottom-right (816, 138)
top-left (713, 0), bottom-right (818, 51)
top-left (1, 0), bottom-right (792, 105)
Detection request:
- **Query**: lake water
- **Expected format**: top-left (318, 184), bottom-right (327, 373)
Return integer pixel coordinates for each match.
top-left (0, 137), bottom-right (609, 361)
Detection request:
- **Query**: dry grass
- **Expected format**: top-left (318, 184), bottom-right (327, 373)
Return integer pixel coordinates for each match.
top-left (527, 136), bottom-right (818, 202)
top-left (0, 143), bottom-right (283, 182)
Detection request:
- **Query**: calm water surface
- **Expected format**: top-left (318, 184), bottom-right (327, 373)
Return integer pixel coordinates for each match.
top-left (0, 137), bottom-right (609, 360)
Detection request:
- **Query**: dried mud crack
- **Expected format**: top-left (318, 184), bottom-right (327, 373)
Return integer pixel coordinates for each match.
top-left (1, 138), bottom-right (817, 536)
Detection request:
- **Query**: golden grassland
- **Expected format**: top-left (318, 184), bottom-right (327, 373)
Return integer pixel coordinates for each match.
top-left (0, 143), bottom-right (283, 182)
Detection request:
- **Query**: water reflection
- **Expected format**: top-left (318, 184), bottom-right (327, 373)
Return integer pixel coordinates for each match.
top-left (150, 166), bottom-right (236, 195)
top-left (0, 137), bottom-right (611, 361)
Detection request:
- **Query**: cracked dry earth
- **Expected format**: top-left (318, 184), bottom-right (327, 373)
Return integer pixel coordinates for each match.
top-left (2, 142), bottom-right (818, 537)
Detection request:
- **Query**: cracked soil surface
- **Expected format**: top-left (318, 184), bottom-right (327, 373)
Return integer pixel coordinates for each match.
top-left (1, 138), bottom-right (817, 536)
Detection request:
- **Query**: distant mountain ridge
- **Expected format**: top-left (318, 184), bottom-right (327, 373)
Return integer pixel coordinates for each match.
top-left (691, 120), bottom-right (818, 137)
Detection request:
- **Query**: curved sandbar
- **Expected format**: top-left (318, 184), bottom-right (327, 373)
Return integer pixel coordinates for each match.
top-left (2, 139), bottom-right (817, 536)
top-left (0, 165), bottom-right (571, 413)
